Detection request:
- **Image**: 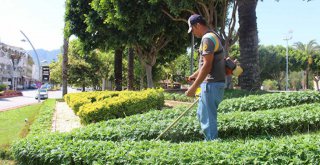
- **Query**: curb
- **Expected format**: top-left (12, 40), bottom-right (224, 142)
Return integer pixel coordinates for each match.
top-left (0, 95), bottom-right (23, 99)
top-left (0, 102), bottom-right (41, 112)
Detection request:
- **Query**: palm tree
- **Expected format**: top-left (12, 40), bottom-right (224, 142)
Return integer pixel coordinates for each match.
top-left (293, 39), bottom-right (320, 89)
top-left (237, 0), bottom-right (261, 91)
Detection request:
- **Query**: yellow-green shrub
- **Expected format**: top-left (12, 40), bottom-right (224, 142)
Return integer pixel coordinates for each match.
top-left (64, 91), bottom-right (120, 114)
top-left (64, 89), bottom-right (164, 124)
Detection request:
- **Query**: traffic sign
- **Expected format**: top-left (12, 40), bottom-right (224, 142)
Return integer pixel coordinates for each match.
top-left (36, 81), bottom-right (42, 88)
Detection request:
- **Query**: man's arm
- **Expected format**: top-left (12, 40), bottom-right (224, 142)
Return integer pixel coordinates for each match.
top-left (185, 54), bottom-right (214, 97)
top-left (188, 69), bottom-right (200, 81)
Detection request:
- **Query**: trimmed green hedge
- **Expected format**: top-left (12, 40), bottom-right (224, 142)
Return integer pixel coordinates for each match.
top-left (76, 89), bottom-right (164, 124)
top-left (12, 132), bottom-right (320, 164)
top-left (0, 84), bottom-right (7, 91)
top-left (165, 91), bottom-right (320, 113)
top-left (164, 92), bottom-right (195, 102)
top-left (27, 99), bottom-right (56, 136)
top-left (64, 91), bottom-right (119, 114)
top-left (65, 103), bottom-right (320, 142)
top-left (164, 89), bottom-right (269, 102)
top-left (218, 91), bottom-right (320, 113)
top-left (223, 89), bottom-right (270, 99)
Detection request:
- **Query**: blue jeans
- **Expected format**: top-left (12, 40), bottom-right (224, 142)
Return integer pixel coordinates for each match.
top-left (197, 82), bottom-right (225, 141)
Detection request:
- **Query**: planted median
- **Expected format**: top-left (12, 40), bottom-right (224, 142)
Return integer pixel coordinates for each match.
top-left (12, 131), bottom-right (320, 164)
top-left (65, 103), bottom-right (320, 142)
top-left (11, 91), bottom-right (320, 164)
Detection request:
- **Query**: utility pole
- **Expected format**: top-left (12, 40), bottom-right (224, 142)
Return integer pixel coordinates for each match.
top-left (283, 31), bottom-right (292, 91)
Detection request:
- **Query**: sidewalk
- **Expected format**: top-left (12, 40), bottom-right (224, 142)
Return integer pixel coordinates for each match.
top-left (52, 101), bottom-right (82, 133)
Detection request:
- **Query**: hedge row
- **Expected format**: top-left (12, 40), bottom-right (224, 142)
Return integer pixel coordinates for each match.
top-left (164, 92), bottom-right (195, 102)
top-left (164, 89), bottom-right (269, 102)
top-left (12, 132), bottom-right (320, 164)
top-left (70, 89), bottom-right (165, 124)
top-left (27, 99), bottom-right (56, 136)
top-left (65, 103), bottom-right (320, 142)
top-left (64, 91), bottom-right (120, 114)
top-left (218, 91), bottom-right (320, 113)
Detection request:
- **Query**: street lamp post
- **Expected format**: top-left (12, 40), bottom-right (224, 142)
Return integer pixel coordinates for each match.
top-left (20, 30), bottom-right (41, 102)
top-left (283, 31), bottom-right (292, 91)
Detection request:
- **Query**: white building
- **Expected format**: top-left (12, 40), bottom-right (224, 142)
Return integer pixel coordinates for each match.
top-left (0, 42), bottom-right (36, 90)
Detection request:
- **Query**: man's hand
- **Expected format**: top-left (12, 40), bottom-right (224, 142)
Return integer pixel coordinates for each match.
top-left (186, 76), bottom-right (196, 82)
top-left (185, 87), bottom-right (197, 97)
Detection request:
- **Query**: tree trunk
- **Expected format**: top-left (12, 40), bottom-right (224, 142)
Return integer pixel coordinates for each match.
top-left (277, 79), bottom-right (282, 91)
top-left (136, 49), bottom-right (156, 89)
top-left (127, 48), bottom-right (134, 90)
top-left (82, 83), bottom-right (85, 92)
top-left (237, 0), bottom-right (261, 91)
top-left (314, 75), bottom-right (320, 91)
top-left (306, 66), bottom-right (309, 89)
top-left (62, 37), bottom-right (69, 96)
top-left (301, 72), bottom-right (305, 90)
top-left (114, 49), bottom-right (123, 91)
top-left (102, 78), bottom-right (106, 91)
top-left (140, 71), bottom-right (145, 90)
top-left (145, 64), bottom-right (154, 88)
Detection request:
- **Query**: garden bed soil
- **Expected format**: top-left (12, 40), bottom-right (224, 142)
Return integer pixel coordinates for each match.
top-left (164, 100), bottom-right (192, 107)
top-left (0, 91), bottom-right (23, 98)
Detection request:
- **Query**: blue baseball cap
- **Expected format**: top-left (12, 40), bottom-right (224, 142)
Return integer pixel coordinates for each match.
top-left (188, 14), bottom-right (205, 33)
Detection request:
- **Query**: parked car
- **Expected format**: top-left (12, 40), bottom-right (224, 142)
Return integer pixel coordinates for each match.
top-left (29, 83), bottom-right (37, 89)
top-left (35, 89), bottom-right (48, 99)
top-left (41, 83), bottom-right (52, 90)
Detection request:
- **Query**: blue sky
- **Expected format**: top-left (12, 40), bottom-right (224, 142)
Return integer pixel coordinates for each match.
top-left (0, 0), bottom-right (65, 51)
top-left (257, 0), bottom-right (320, 46)
top-left (0, 0), bottom-right (319, 50)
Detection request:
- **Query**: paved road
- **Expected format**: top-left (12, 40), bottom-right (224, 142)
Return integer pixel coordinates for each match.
top-left (0, 87), bottom-right (79, 111)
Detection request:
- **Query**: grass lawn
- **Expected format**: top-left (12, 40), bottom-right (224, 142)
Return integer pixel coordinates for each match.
top-left (0, 104), bottom-right (41, 148)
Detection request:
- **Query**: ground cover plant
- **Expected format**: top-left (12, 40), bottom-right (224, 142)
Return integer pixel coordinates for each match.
top-left (11, 91), bottom-right (320, 164)
top-left (164, 89), bottom-right (270, 102)
top-left (218, 91), bottom-right (320, 113)
top-left (12, 131), bottom-right (320, 164)
top-left (26, 99), bottom-right (56, 136)
top-left (58, 102), bottom-right (320, 142)
top-left (166, 91), bottom-right (320, 113)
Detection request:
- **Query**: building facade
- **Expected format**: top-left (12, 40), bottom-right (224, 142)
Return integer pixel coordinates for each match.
top-left (0, 42), bottom-right (36, 90)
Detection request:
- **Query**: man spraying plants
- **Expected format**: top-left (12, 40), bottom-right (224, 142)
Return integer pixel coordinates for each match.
top-left (185, 14), bottom-right (226, 141)
top-left (156, 14), bottom-right (241, 141)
